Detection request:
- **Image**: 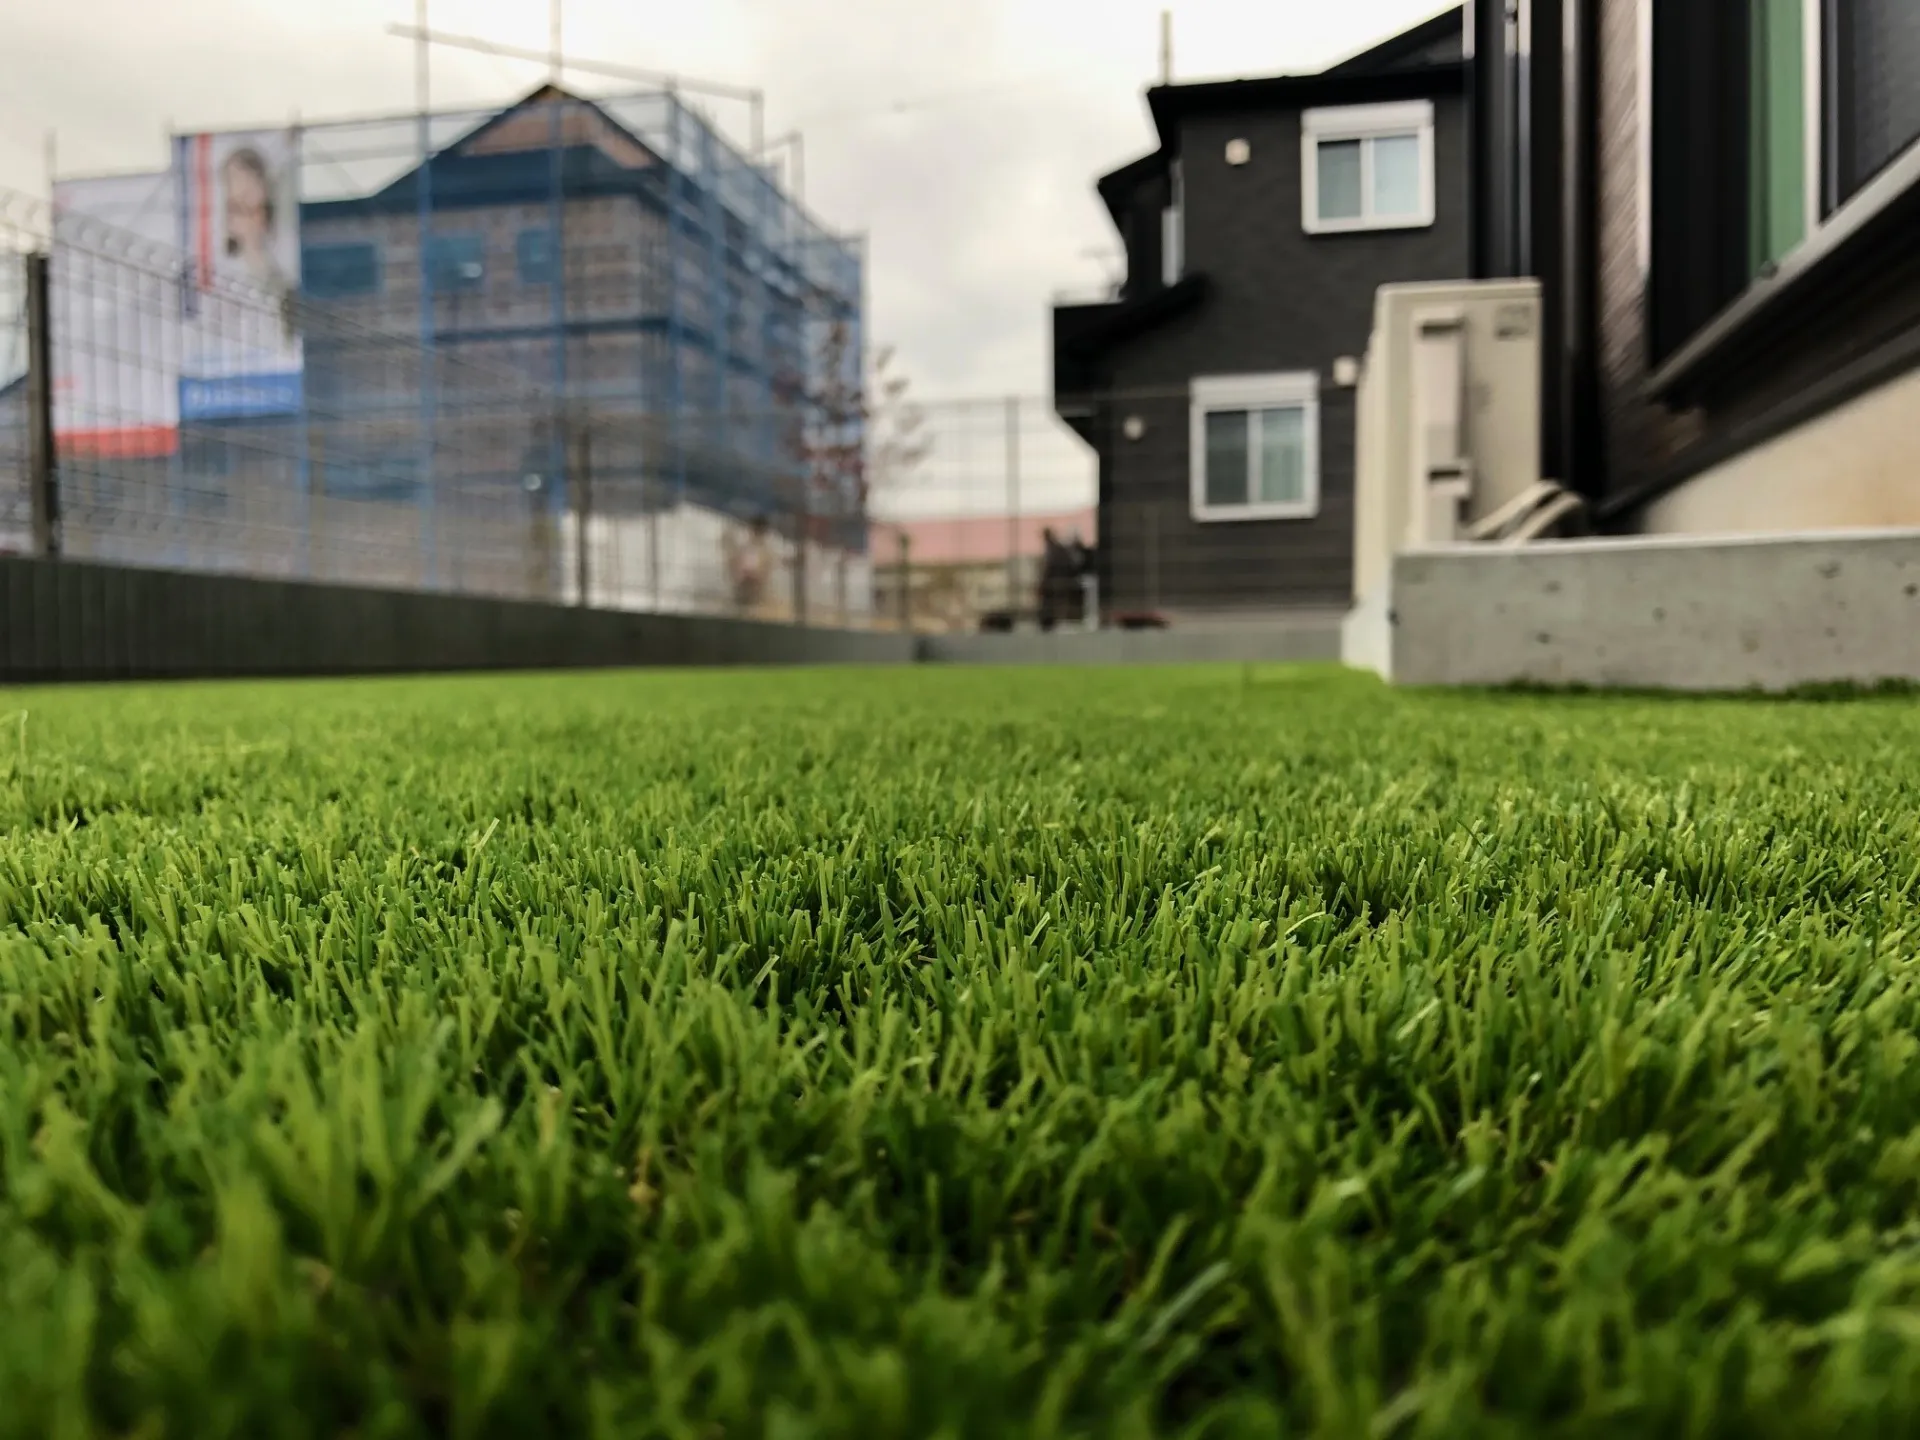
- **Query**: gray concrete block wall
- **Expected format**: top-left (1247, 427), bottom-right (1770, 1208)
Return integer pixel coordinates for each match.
top-left (1389, 531), bottom-right (1920, 691)
top-left (0, 557), bottom-right (912, 684)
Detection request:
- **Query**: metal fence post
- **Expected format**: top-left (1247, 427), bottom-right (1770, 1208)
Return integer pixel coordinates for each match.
top-left (568, 414), bottom-right (591, 606)
top-left (1147, 502), bottom-right (1162, 612)
top-left (897, 531), bottom-right (911, 633)
top-left (792, 487), bottom-right (810, 627)
top-left (25, 251), bottom-right (59, 560)
top-left (1004, 395), bottom-right (1020, 614)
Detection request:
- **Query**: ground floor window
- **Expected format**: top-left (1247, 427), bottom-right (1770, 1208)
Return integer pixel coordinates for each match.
top-left (1188, 372), bottom-right (1320, 522)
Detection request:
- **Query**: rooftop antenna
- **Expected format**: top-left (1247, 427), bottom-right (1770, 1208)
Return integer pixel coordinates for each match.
top-left (1160, 10), bottom-right (1173, 85)
top-left (414, 0), bottom-right (429, 117)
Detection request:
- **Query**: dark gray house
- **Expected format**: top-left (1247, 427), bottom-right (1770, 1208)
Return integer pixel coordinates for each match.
top-left (1469, 0), bottom-right (1920, 536)
top-left (1053, 8), bottom-right (1467, 620)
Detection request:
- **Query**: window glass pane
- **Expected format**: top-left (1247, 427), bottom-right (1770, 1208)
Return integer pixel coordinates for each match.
top-left (325, 455), bottom-right (421, 503)
top-left (1371, 134), bottom-right (1424, 219)
top-left (1749, 0), bottom-right (1806, 272)
top-left (427, 234), bottom-right (485, 292)
top-left (1316, 139), bottom-right (1363, 221)
top-left (1838, 0), bottom-right (1920, 202)
top-left (1204, 409), bottom-right (1250, 507)
top-left (301, 242), bottom-right (379, 298)
top-left (516, 228), bottom-right (554, 285)
top-left (1254, 407), bottom-right (1307, 505)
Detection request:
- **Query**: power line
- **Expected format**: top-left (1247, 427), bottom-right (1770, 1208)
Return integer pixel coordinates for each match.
top-left (792, 73), bottom-right (1070, 129)
top-left (385, 22), bottom-right (766, 153)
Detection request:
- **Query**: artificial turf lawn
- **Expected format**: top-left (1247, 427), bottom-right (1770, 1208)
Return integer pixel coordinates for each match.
top-left (5, 663), bottom-right (1920, 1437)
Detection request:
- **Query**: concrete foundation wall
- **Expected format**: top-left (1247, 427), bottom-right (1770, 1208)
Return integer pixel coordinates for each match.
top-left (1386, 530), bottom-right (1920, 691)
top-left (0, 557), bottom-right (911, 685)
top-left (1635, 368), bottom-right (1920, 535)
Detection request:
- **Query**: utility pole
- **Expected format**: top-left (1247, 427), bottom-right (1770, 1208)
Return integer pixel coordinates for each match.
top-left (415, 0), bottom-right (439, 590)
top-left (1160, 11), bottom-right (1174, 85)
top-left (550, 0), bottom-right (562, 82)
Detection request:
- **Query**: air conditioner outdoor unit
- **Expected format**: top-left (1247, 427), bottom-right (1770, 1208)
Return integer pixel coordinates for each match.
top-left (1343, 277), bottom-right (1578, 678)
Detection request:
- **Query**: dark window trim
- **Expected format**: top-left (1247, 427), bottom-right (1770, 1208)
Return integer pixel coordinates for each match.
top-left (1646, 134), bottom-right (1920, 402)
top-left (1644, 4), bottom-right (1752, 372)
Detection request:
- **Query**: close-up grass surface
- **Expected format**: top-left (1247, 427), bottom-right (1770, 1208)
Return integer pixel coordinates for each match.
top-left (6, 664), bottom-right (1920, 1438)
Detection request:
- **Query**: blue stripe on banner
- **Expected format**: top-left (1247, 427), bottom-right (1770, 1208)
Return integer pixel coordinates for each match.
top-left (178, 372), bottom-right (305, 420)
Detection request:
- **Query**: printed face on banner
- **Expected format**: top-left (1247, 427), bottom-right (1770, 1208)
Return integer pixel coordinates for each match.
top-left (177, 128), bottom-right (304, 419)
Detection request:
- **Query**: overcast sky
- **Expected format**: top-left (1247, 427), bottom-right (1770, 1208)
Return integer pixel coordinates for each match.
top-left (6, 0), bottom-right (1450, 403)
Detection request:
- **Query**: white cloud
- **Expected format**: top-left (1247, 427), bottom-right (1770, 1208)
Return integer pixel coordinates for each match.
top-left (4, 0), bottom-right (1452, 399)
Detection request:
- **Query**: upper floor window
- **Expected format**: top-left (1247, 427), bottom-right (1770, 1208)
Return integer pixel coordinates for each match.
top-left (1302, 101), bottom-right (1436, 233)
top-left (426, 233), bottom-right (485, 292)
top-left (516, 228), bottom-right (556, 285)
top-left (302, 241), bottom-right (380, 299)
top-left (1189, 372), bottom-right (1320, 522)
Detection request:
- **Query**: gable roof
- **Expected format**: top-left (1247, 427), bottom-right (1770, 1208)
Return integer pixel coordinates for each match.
top-left (441, 82), bottom-right (660, 171)
top-left (1141, 7), bottom-right (1466, 145)
top-left (1322, 6), bottom-right (1464, 77)
top-left (1092, 11), bottom-right (1465, 225)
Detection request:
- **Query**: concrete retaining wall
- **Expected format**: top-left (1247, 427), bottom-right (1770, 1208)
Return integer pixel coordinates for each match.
top-left (1384, 530), bottom-right (1920, 691)
top-left (919, 620), bottom-right (1343, 667)
top-left (0, 557), bottom-right (912, 684)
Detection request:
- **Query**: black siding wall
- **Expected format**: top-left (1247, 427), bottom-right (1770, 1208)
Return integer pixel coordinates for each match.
top-left (1099, 93), bottom-right (1470, 614)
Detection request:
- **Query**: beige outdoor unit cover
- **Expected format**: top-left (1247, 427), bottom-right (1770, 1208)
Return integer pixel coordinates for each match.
top-left (1345, 278), bottom-right (1542, 677)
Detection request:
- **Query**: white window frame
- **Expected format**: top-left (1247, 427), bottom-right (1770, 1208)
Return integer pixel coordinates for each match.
top-left (1301, 100), bottom-right (1437, 233)
top-left (1161, 157), bottom-right (1185, 286)
top-left (1189, 372), bottom-right (1321, 523)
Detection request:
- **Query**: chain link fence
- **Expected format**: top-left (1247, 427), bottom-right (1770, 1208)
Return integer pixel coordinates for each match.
top-left (1, 185), bottom-right (876, 626)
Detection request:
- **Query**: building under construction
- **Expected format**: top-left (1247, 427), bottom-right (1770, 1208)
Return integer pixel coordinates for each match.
top-left (26, 83), bottom-right (869, 616)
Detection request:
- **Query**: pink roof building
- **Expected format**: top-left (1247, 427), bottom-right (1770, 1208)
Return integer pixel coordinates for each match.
top-left (868, 509), bottom-right (1097, 567)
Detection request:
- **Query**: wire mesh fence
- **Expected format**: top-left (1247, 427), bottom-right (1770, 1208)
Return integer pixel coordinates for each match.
top-left (3, 161), bottom-right (1296, 637)
top-left (0, 180), bottom-right (885, 625)
top-left (872, 386), bottom-right (1354, 632)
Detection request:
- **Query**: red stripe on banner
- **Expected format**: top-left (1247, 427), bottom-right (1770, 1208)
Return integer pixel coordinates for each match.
top-left (57, 426), bottom-right (180, 460)
top-left (197, 133), bottom-right (212, 291)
